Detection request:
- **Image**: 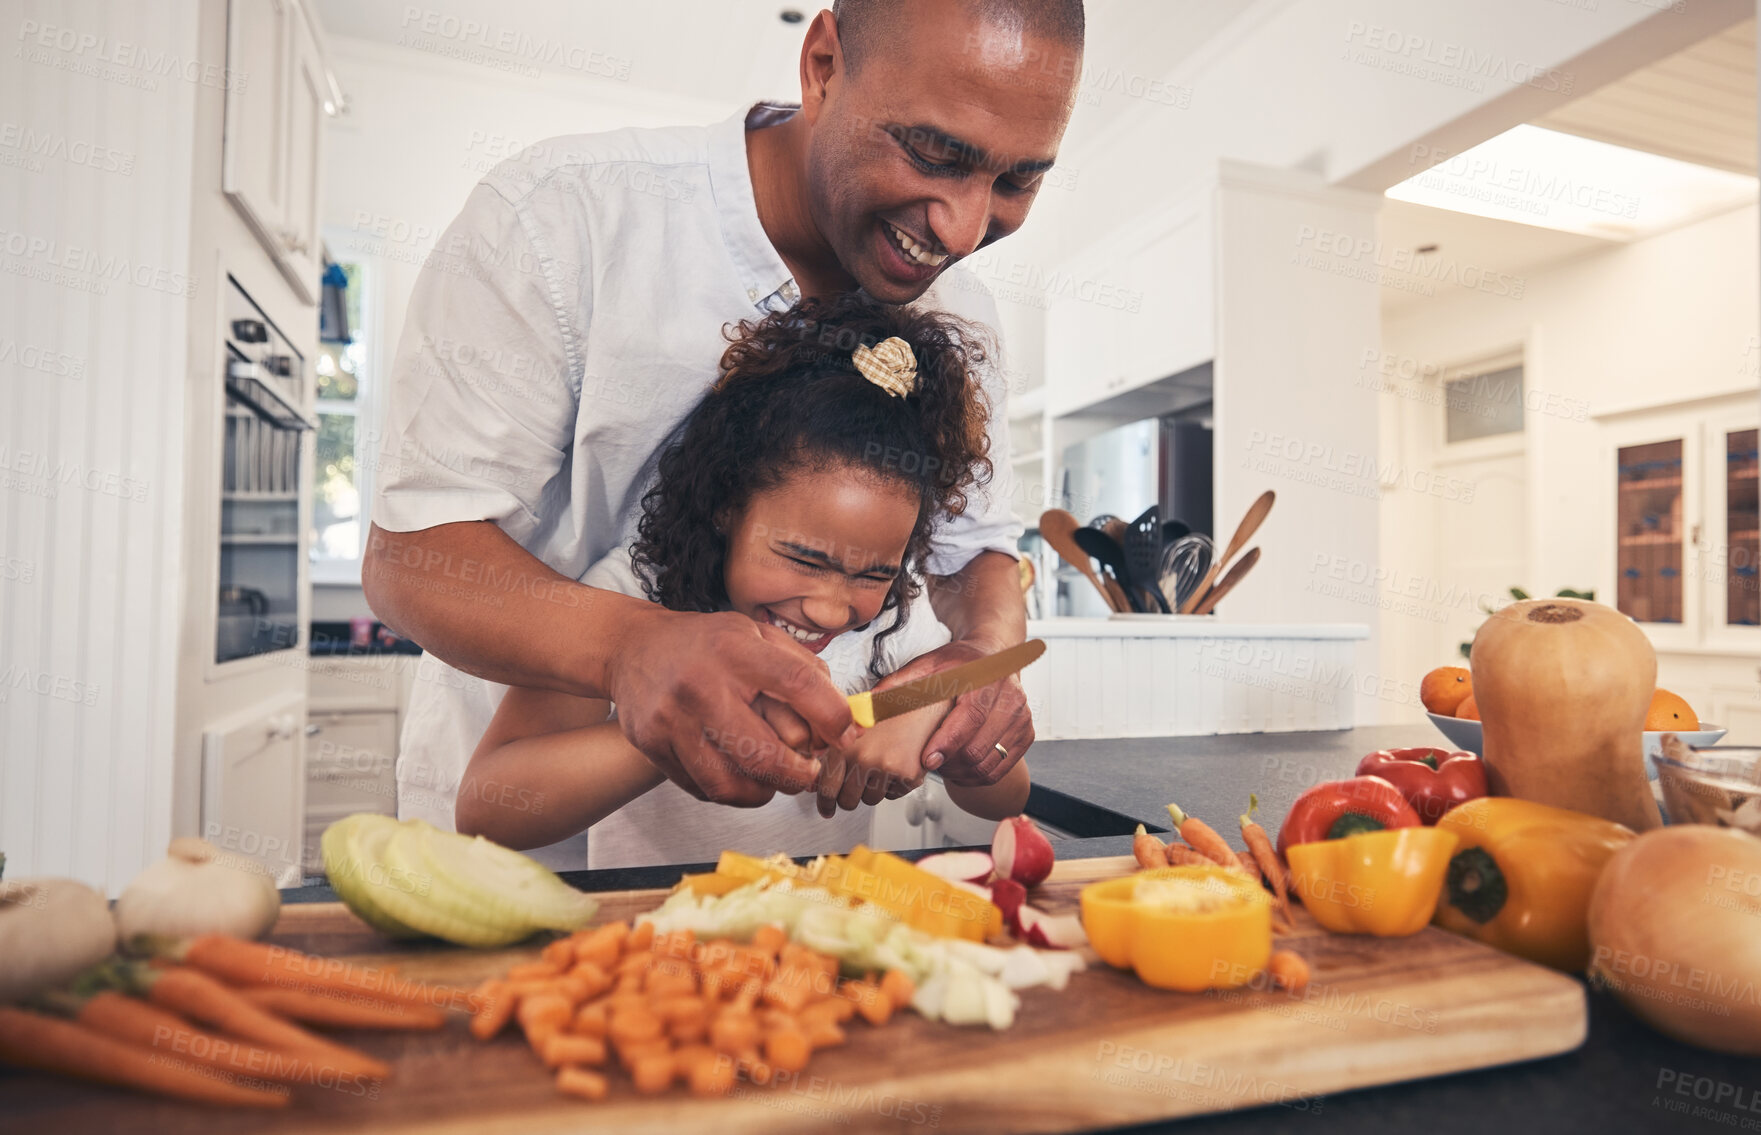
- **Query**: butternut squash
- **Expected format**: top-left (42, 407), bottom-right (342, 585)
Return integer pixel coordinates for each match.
top-left (1469, 598), bottom-right (1661, 831)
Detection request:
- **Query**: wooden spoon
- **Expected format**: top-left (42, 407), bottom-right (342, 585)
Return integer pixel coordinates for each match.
top-left (1040, 509), bottom-right (1120, 611)
top-left (1179, 490), bottom-right (1275, 613)
top-left (1192, 547), bottom-right (1261, 615)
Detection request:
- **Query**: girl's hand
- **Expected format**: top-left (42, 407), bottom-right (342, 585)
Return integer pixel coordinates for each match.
top-left (814, 704), bottom-right (944, 817)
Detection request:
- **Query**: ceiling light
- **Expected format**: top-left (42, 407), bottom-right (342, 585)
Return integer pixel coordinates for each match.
top-left (1386, 124), bottom-right (1757, 240)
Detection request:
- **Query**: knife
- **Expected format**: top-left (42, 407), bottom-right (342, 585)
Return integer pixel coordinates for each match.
top-left (846, 639), bottom-right (1047, 728)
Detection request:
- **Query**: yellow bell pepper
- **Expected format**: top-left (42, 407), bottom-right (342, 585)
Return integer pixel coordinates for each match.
top-left (1285, 827), bottom-right (1459, 937)
top-left (1080, 866), bottom-right (1271, 992)
top-left (1433, 797), bottom-right (1634, 971)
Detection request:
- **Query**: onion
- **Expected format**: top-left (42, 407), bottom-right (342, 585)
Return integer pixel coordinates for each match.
top-left (1586, 826), bottom-right (1761, 1054)
top-left (115, 837), bottom-right (281, 943)
top-left (0, 877), bottom-right (117, 1001)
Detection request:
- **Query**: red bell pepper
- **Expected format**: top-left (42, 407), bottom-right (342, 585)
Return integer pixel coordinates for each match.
top-left (1355, 747), bottom-right (1487, 825)
top-left (1275, 777), bottom-right (1421, 857)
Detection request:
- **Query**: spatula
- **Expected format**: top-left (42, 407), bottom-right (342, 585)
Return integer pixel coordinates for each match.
top-left (1125, 506), bottom-right (1171, 613)
top-left (1039, 509), bottom-right (1120, 612)
top-left (1180, 490), bottom-right (1275, 613)
top-left (1072, 527), bottom-right (1143, 613)
top-left (1192, 547), bottom-right (1261, 615)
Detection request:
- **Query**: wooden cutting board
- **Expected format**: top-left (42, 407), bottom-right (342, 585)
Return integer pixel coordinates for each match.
top-left (0, 856), bottom-right (1585, 1135)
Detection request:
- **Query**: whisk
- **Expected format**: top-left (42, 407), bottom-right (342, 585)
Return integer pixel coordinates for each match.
top-left (1161, 534), bottom-right (1214, 612)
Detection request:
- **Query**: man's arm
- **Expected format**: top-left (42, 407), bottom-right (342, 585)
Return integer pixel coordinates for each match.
top-left (364, 520), bottom-right (848, 804)
top-left (874, 550), bottom-right (1033, 786)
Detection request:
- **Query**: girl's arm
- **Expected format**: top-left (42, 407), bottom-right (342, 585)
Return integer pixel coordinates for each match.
top-left (943, 761), bottom-right (1030, 822)
top-left (455, 686), bottom-right (665, 850)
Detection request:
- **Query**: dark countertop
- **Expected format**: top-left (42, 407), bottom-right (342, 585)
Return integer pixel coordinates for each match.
top-left (282, 727), bottom-right (1761, 1134)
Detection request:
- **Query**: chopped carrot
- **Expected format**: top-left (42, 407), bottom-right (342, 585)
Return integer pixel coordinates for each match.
top-left (556, 1065), bottom-right (608, 1101)
top-left (645, 966), bottom-right (697, 1001)
top-left (542, 938), bottom-right (577, 969)
top-left (672, 1043), bottom-right (717, 1076)
top-left (760, 976), bottom-right (814, 1014)
top-left (572, 1001), bottom-right (609, 1038)
top-left (803, 1018), bottom-right (846, 1049)
top-left (630, 1052), bottom-right (675, 1094)
top-left (806, 996), bottom-right (855, 1024)
top-left (743, 1056), bottom-right (775, 1086)
top-left (651, 929), bottom-right (695, 961)
top-left (615, 952), bottom-right (653, 980)
top-left (688, 1053), bottom-right (734, 1097)
top-left (615, 1038), bottom-right (671, 1072)
top-left (750, 924), bottom-right (788, 956)
top-left (624, 921), bottom-right (655, 954)
top-left (606, 1008), bottom-right (663, 1047)
top-left (1242, 795), bottom-right (1294, 924)
top-left (1133, 824), bottom-right (1168, 869)
top-left (1166, 803), bottom-right (1237, 867)
top-left (840, 980), bottom-right (891, 1027)
top-left (238, 985), bottom-right (447, 1030)
top-left (575, 936), bottom-right (619, 972)
top-left (541, 1032), bottom-right (607, 1069)
top-left (709, 1012), bottom-right (757, 1054)
top-left (503, 978), bottom-right (563, 1001)
top-left (508, 959), bottom-right (563, 982)
top-left (1268, 950), bottom-right (1310, 992)
top-left (879, 970), bottom-right (915, 1011)
top-left (569, 961), bottom-right (612, 999)
top-left (471, 982), bottom-right (517, 1041)
top-left (764, 1027), bottom-right (812, 1073)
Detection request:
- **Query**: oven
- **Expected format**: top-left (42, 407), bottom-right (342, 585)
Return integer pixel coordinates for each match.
top-left (217, 275), bottom-right (313, 663)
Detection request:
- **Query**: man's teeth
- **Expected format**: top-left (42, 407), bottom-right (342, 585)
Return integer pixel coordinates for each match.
top-left (770, 613), bottom-right (823, 642)
top-left (888, 223), bottom-right (948, 268)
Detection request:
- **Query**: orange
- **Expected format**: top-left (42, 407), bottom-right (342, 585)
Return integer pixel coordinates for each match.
top-left (1420, 667), bottom-right (1473, 716)
top-left (1454, 694), bottom-right (1480, 721)
top-left (1644, 689), bottom-right (1699, 732)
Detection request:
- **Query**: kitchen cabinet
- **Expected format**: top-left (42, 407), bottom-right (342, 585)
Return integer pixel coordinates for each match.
top-left (1601, 395), bottom-right (1759, 654)
top-left (201, 690), bottom-right (308, 887)
top-left (303, 656), bottom-right (409, 873)
top-left (223, 0), bottom-right (332, 305)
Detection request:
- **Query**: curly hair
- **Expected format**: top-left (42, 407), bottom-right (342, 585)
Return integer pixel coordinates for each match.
top-left (632, 292), bottom-right (994, 676)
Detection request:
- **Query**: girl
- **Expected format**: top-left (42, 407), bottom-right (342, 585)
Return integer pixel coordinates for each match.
top-left (454, 293), bottom-right (1030, 864)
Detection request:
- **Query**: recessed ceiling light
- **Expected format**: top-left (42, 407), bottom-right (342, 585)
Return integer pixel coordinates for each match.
top-left (779, 8), bottom-right (804, 22)
top-left (1387, 124), bottom-right (1757, 241)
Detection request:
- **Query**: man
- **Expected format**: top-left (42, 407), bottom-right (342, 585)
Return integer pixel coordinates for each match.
top-left (365, 0), bottom-right (1085, 861)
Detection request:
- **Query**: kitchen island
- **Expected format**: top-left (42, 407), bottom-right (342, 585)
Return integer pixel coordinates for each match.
top-left (262, 726), bottom-right (1757, 1135)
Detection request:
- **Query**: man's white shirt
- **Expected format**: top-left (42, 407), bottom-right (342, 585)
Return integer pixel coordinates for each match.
top-left (376, 103), bottom-right (1022, 868)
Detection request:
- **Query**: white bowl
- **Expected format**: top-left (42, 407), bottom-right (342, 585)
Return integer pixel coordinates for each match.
top-left (1425, 712), bottom-right (1726, 774)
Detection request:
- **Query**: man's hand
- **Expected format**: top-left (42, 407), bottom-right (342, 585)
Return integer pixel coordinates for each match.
top-left (607, 606), bottom-right (853, 806)
top-left (873, 640), bottom-right (1033, 787)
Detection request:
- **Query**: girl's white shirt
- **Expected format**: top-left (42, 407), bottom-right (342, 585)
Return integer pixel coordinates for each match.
top-left (396, 545), bottom-right (950, 870)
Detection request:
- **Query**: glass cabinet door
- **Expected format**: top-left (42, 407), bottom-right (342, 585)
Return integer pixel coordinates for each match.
top-left (1727, 427), bottom-right (1759, 628)
top-left (1616, 439), bottom-right (1685, 624)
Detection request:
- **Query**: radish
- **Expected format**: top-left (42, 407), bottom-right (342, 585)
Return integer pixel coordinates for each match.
top-left (1016, 903), bottom-right (1086, 950)
top-left (989, 877), bottom-right (1027, 934)
top-left (916, 851), bottom-right (995, 885)
top-left (991, 816), bottom-right (1054, 887)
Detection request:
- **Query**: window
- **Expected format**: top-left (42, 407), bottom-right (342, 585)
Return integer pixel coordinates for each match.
top-left (310, 256), bottom-right (375, 583)
top-left (1443, 364), bottom-right (1525, 444)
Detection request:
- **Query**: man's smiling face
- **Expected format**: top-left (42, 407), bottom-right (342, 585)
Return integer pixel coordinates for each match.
top-left (800, 1), bottom-right (1081, 305)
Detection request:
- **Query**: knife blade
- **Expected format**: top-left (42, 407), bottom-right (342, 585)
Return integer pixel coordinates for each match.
top-left (846, 639), bottom-right (1047, 727)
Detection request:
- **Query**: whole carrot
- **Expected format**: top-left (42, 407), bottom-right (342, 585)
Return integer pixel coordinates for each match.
top-left (128, 963), bottom-right (391, 1081)
top-left (238, 985), bottom-right (447, 1031)
top-left (1241, 794), bottom-right (1293, 924)
top-left (0, 1005), bottom-right (290, 1108)
top-left (46, 990), bottom-right (328, 1087)
top-left (159, 934), bottom-right (477, 1014)
top-left (1132, 824), bottom-right (1167, 869)
top-left (1164, 844), bottom-right (1221, 870)
top-left (1165, 802), bottom-right (1237, 868)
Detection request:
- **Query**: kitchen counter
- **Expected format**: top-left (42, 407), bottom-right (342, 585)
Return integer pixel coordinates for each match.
top-left (280, 726), bottom-right (1761, 1135)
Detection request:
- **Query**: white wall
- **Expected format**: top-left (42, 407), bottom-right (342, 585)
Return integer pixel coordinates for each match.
top-left (1379, 203), bottom-right (1761, 718)
top-left (1, 0), bottom-right (199, 887)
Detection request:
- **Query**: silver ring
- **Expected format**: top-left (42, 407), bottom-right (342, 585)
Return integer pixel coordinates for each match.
top-left (993, 742), bottom-right (1009, 759)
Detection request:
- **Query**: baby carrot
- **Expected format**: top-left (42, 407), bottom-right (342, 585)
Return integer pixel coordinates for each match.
top-left (238, 985), bottom-right (448, 1030)
top-left (1166, 803), bottom-right (1237, 867)
top-left (1163, 843), bottom-right (1219, 869)
top-left (1133, 824), bottom-right (1168, 870)
top-left (1241, 795), bottom-right (1293, 924)
top-left (170, 934), bottom-right (473, 1013)
top-left (0, 1005), bottom-right (291, 1108)
top-left (1268, 950), bottom-right (1310, 992)
top-left (556, 1065), bottom-right (609, 1101)
top-left (59, 990), bottom-right (315, 1086)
